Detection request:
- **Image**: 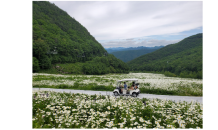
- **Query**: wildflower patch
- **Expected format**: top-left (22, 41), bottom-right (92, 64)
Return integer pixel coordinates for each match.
top-left (32, 90), bottom-right (203, 128)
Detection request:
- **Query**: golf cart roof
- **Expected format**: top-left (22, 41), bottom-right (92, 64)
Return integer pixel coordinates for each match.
top-left (117, 79), bottom-right (138, 82)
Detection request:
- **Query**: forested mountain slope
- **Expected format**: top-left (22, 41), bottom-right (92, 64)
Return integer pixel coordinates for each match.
top-left (127, 33), bottom-right (202, 79)
top-left (111, 47), bottom-right (163, 62)
top-left (33, 1), bottom-right (129, 74)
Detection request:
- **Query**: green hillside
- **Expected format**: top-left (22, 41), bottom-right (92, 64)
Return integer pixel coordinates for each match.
top-left (111, 48), bottom-right (163, 62)
top-left (127, 33), bottom-right (202, 79)
top-left (33, 1), bottom-right (129, 74)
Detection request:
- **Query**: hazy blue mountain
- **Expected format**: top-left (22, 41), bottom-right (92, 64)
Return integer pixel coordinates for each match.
top-left (110, 47), bottom-right (164, 62)
top-left (105, 46), bottom-right (164, 53)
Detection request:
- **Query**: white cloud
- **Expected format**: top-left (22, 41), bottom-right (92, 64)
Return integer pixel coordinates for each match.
top-left (50, 1), bottom-right (202, 47)
top-left (101, 39), bottom-right (181, 48)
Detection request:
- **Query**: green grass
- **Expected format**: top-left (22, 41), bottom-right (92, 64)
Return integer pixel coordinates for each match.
top-left (139, 82), bottom-right (202, 96)
top-left (140, 87), bottom-right (175, 95)
top-left (33, 83), bottom-right (115, 91)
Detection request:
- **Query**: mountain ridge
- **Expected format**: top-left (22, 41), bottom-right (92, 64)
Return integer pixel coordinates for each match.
top-left (127, 33), bottom-right (202, 79)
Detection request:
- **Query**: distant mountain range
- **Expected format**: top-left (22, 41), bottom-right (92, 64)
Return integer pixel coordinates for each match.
top-left (127, 33), bottom-right (202, 79)
top-left (107, 46), bottom-right (164, 62)
top-left (105, 46), bottom-right (164, 53)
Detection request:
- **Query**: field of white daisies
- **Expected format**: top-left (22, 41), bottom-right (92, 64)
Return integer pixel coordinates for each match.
top-left (32, 90), bottom-right (203, 129)
top-left (33, 73), bottom-right (202, 96)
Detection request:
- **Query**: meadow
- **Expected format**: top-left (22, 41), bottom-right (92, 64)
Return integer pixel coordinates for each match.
top-left (32, 90), bottom-right (202, 128)
top-left (33, 73), bottom-right (203, 96)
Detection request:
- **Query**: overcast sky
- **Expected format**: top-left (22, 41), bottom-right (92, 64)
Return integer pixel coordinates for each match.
top-left (50, 1), bottom-right (202, 48)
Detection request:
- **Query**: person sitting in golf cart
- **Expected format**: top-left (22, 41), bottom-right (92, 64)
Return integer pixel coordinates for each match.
top-left (120, 82), bottom-right (129, 93)
top-left (120, 82), bottom-right (128, 93)
top-left (135, 84), bottom-right (139, 89)
top-left (128, 84), bottom-right (135, 91)
top-left (127, 81), bottom-right (134, 91)
top-left (124, 82), bottom-right (127, 90)
top-left (132, 82), bottom-right (135, 89)
top-left (135, 83), bottom-right (139, 89)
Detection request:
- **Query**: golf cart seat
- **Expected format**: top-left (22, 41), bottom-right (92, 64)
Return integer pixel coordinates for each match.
top-left (118, 87), bottom-right (122, 93)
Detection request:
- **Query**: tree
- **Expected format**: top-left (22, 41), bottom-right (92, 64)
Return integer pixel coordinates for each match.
top-left (33, 57), bottom-right (40, 72)
top-left (39, 55), bottom-right (51, 69)
top-left (33, 38), bottom-right (49, 59)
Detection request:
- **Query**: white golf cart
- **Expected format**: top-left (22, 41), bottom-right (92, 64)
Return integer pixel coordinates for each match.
top-left (113, 79), bottom-right (140, 97)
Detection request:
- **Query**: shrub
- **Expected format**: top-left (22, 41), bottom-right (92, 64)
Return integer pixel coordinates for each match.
top-left (164, 71), bottom-right (176, 77)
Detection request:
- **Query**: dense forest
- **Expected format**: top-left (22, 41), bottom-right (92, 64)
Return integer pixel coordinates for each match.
top-left (32, 1), bottom-right (129, 74)
top-left (127, 33), bottom-right (203, 79)
top-left (110, 46), bottom-right (164, 62)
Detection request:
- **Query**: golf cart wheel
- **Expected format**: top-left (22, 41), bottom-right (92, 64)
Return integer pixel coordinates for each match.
top-left (114, 92), bottom-right (119, 96)
top-left (132, 92), bottom-right (137, 97)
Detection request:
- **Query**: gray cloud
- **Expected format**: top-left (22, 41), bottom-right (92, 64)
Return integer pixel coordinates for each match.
top-left (139, 39), bottom-right (181, 47)
top-left (50, 1), bottom-right (202, 47)
top-left (126, 38), bottom-right (134, 40)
